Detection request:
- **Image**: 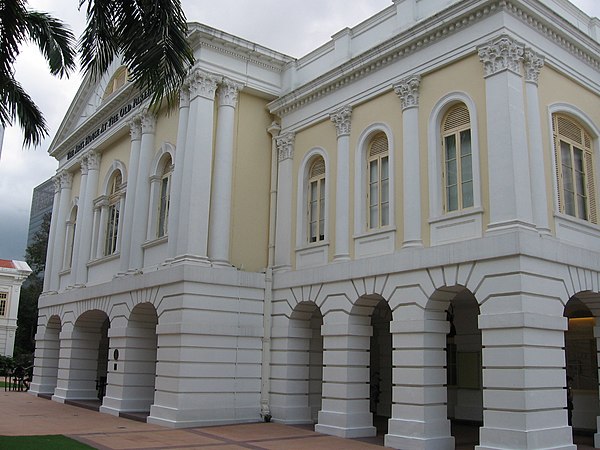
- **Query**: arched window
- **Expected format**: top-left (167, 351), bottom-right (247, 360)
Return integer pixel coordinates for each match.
top-left (367, 133), bottom-right (389, 229)
top-left (307, 157), bottom-right (326, 243)
top-left (553, 114), bottom-right (597, 224)
top-left (102, 66), bottom-right (128, 100)
top-left (105, 171), bottom-right (123, 255)
top-left (157, 155), bottom-right (173, 238)
top-left (442, 104), bottom-right (473, 213)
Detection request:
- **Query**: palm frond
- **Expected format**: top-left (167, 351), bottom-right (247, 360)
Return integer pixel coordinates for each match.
top-left (0, 0), bottom-right (28, 75)
top-left (24, 11), bottom-right (77, 78)
top-left (0, 74), bottom-right (48, 146)
top-left (79, 0), bottom-right (119, 81)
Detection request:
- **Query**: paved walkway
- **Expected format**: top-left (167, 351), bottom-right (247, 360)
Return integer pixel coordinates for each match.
top-left (0, 392), bottom-right (595, 449)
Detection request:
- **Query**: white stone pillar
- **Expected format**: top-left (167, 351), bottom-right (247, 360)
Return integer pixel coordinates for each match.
top-left (95, 198), bottom-right (108, 258)
top-left (166, 86), bottom-right (190, 260)
top-left (129, 111), bottom-right (156, 271)
top-left (330, 105), bottom-right (352, 261)
top-left (385, 318), bottom-right (454, 449)
top-left (119, 120), bottom-right (142, 272)
top-left (394, 75), bottom-right (423, 248)
top-left (70, 158), bottom-right (88, 284)
top-left (75, 151), bottom-right (101, 285)
top-left (524, 49), bottom-right (551, 235)
top-left (209, 78), bottom-right (243, 267)
top-left (315, 320), bottom-right (376, 438)
top-left (49, 171), bottom-right (73, 292)
top-left (477, 312), bottom-right (575, 450)
top-left (42, 176), bottom-right (61, 293)
top-left (478, 35), bottom-right (535, 232)
top-left (175, 69), bottom-right (220, 263)
top-left (274, 132), bottom-right (295, 271)
top-left (29, 321), bottom-right (61, 395)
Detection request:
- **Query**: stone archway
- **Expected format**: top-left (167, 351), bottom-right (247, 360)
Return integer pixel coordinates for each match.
top-left (30, 315), bottom-right (61, 396)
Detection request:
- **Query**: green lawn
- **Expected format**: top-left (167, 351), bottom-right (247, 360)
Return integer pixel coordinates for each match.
top-left (0, 435), bottom-right (94, 449)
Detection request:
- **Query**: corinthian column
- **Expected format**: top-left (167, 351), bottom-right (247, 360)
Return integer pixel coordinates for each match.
top-left (50, 171), bottom-right (73, 291)
top-left (119, 119), bottom-right (142, 273)
top-left (129, 111), bottom-right (156, 271)
top-left (175, 68), bottom-right (221, 263)
top-left (330, 105), bottom-right (352, 261)
top-left (43, 176), bottom-right (62, 293)
top-left (523, 49), bottom-right (550, 235)
top-left (70, 156), bottom-right (88, 285)
top-left (394, 75), bottom-right (422, 247)
top-left (274, 132), bottom-right (295, 271)
top-left (478, 34), bottom-right (534, 231)
top-left (209, 78), bottom-right (243, 267)
top-left (75, 151), bottom-right (101, 285)
top-left (166, 86), bottom-right (190, 260)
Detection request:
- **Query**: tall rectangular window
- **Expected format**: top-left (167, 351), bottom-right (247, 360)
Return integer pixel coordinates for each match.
top-left (308, 157), bottom-right (326, 243)
top-left (0, 292), bottom-right (7, 316)
top-left (367, 133), bottom-right (390, 229)
top-left (553, 114), bottom-right (596, 224)
top-left (442, 104), bottom-right (473, 213)
top-left (104, 172), bottom-right (123, 256)
top-left (157, 156), bottom-right (173, 238)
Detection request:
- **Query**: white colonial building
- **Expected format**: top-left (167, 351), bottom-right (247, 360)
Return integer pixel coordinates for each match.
top-left (0, 259), bottom-right (32, 356)
top-left (30, 0), bottom-right (600, 448)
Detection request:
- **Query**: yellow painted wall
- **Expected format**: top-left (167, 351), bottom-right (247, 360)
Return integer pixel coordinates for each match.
top-left (419, 54), bottom-right (488, 244)
top-left (69, 169), bottom-right (81, 204)
top-left (154, 107), bottom-right (179, 151)
top-left (95, 133), bottom-right (131, 198)
top-left (537, 66), bottom-right (600, 231)
top-left (349, 91), bottom-right (403, 251)
top-left (230, 92), bottom-right (273, 272)
top-left (293, 120), bottom-right (338, 262)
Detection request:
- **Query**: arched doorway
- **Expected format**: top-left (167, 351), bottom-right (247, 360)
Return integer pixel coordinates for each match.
top-left (370, 300), bottom-right (392, 436)
top-left (564, 294), bottom-right (599, 443)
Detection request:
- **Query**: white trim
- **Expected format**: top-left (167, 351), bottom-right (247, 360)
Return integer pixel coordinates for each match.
top-left (354, 123), bottom-right (396, 236)
top-left (428, 91), bottom-right (482, 219)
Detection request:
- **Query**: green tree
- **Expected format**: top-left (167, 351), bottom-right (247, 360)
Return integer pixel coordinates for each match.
top-left (0, 0), bottom-right (194, 147)
top-left (14, 212), bottom-right (51, 360)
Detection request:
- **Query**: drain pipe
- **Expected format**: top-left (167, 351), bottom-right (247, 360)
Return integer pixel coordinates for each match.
top-left (260, 121), bottom-right (281, 421)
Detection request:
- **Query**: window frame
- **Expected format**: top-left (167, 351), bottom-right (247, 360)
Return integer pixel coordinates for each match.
top-left (0, 292), bottom-right (7, 316)
top-left (367, 133), bottom-right (390, 230)
top-left (307, 157), bottom-right (326, 244)
top-left (104, 171), bottom-right (123, 256)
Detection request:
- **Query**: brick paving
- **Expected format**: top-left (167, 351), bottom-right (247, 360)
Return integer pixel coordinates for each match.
top-left (0, 392), bottom-right (595, 449)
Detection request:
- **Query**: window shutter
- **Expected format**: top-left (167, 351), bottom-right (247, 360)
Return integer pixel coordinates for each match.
top-left (369, 133), bottom-right (388, 157)
top-left (310, 158), bottom-right (325, 177)
top-left (443, 104), bottom-right (470, 132)
top-left (552, 115), bottom-right (563, 213)
top-left (585, 152), bottom-right (597, 224)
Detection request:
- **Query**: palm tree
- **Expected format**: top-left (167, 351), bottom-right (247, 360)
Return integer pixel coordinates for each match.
top-left (0, 0), bottom-right (194, 147)
top-left (0, 0), bottom-right (77, 146)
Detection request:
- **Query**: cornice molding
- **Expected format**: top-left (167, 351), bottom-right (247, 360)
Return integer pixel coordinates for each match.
top-left (269, 0), bottom-right (599, 117)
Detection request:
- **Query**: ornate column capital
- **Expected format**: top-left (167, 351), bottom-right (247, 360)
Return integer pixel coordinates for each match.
top-left (52, 175), bottom-right (61, 194)
top-left (330, 105), bottom-right (352, 137)
top-left (59, 171), bottom-right (73, 190)
top-left (87, 150), bottom-right (101, 171)
top-left (180, 84), bottom-right (190, 108)
top-left (80, 155), bottom-right (89, 176)
top-left (139, 110), bottom-right (157, 135)
top-left (267, 121), bottom-right (281, 138)
top-left (276, 132), bottom-right (295, 162)
top-left (523, 49), bottom-right (544, 85)
top-left (129, 118), bottom-right (142, 141)
top-left (218, 78), bottom-right (244, 108)
top-left (477, 34), bottom-right (524, 77)
top-left (393, 75), bottom-right (421, 110)
top-left (188, 68), bottom-right (221, 100)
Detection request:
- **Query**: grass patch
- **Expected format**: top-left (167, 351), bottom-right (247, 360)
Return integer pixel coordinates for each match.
top-left (0, 435), bottom-right (94, 449)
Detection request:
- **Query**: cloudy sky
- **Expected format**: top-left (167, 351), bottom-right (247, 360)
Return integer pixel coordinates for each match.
top-left (0, 0), bottom-right (598, 261)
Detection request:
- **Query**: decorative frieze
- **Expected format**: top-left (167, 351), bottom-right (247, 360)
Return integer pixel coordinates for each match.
top-left (393, 75), bottom-right (421, 110)
top-left (330, 105), bottom-right (352, 137)
top-left (276, 132), bottom-right (295, 162)
top-left (523, 49), bottom-right (545, 85)
top-left (188, 68), bottom-right (221, 100)
top-left (218, 79), bottom-right (244, 108)
top-left (477, 34), bottom-right (524, 77)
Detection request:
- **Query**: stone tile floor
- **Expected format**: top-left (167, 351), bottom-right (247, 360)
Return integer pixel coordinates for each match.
top-left (0, 392), bottom-right (595, 449)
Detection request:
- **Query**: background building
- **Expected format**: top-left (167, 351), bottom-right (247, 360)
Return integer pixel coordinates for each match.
top-left (0, 259), bottom-right (32, 356)
top-left (30, 0), bottom-right (599, 449)
top-left (26, 178), bottom-right (55, 250)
